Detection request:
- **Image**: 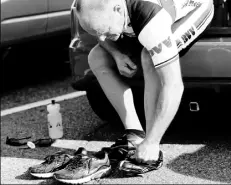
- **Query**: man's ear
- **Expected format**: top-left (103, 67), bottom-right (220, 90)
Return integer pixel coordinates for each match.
top-left (113, 5), bottom-right (123, 14)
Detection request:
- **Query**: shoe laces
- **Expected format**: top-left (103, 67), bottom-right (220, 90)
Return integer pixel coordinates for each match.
top-left (65, 155), bottom-right (88, 170)
top-left (44, 152), bottom-right (66, 165)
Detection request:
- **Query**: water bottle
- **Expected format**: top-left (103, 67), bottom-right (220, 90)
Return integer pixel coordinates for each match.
top-left (47, 100), bottom-right (63, 139)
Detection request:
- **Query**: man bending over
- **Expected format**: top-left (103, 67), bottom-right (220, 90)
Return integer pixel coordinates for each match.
top-left (75, 0), bottom-right (214, 173)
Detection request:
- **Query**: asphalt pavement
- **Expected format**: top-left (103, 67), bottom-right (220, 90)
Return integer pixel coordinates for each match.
top-left (1, 98), bottom-right (231, 184)
top-left (1, 39), bottom-right (231, 184)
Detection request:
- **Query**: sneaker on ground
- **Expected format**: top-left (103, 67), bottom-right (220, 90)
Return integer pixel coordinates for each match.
top-left (29, 148), bottom-right (86, 178)
top-left (102, 129), bottom-right (145, 162)
top-left (53, 148), bottom-right (111, 184)
top-left (118, 150), bottom-right (163, 176)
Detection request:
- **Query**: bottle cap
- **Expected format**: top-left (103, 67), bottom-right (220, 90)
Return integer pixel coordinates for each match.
top-left (27, 141), bottom-right (36, 149)
top-left (51, 100), bottom-right (55, 104)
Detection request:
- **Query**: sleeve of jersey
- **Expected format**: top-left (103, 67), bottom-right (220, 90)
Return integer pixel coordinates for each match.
top-left (138, 9), bottom-right (179, 69)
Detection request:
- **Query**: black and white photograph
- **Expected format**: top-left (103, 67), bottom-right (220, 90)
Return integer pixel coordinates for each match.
top-left (1, 0), bottom-right (231, 184)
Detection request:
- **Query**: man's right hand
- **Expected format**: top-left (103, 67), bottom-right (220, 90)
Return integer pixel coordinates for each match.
top-left (114, 54), bottom-right (137, 78)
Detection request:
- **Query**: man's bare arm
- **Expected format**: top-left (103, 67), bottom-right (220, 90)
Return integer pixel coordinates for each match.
top-left (98, 40), bottom-right (137, 77)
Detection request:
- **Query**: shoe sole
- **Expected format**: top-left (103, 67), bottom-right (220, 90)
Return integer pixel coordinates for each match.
top-left (119, 160), bottom-right (163, 174)
top-left (54, 165), bottom-right (111, 184)
top-left (30, 172), bottom-right (54, 178)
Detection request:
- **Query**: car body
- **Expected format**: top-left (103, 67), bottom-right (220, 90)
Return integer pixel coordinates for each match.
top-left (1, 0), bottom-right (74, 48)
top-left (69, 0), bottom-right (231, 122)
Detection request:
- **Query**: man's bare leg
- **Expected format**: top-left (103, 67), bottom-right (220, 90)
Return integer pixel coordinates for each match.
top-left (140, 49), bottom-right (161, 159)
top-left (88, 44), bottom-right (144, 141)
top-left (139, 48), bottom-right (184, 160)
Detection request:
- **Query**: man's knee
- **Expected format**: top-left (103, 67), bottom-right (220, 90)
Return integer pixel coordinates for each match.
top-left (141, 48), bottom-right (155, 73)
top-left (88, 44), bottom-right (114, 71)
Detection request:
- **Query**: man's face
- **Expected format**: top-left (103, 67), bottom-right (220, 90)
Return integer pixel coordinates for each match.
top-left (80, 8), bottom-right (125, 41)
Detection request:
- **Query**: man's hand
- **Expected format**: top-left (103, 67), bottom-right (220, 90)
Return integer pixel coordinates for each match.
top-left (114, 54), bottom-right (137, 78)
top-left (132, 141), bottom-right (160, 163)
top-left (97, 39), bottom-right (138, 77)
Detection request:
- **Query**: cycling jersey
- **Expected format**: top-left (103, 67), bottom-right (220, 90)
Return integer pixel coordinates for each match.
top-left (123, 0), bottom-right (214, 68)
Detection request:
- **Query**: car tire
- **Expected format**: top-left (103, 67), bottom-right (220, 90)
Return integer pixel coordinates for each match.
top-left (86, 79), bottom-right (146, 127)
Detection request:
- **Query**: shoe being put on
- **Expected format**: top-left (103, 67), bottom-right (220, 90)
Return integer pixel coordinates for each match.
top-left (102, 129), bottom-right (145, 163)
top-left (53, 148), bottom-right (111, 184)
top-left (119, 150), bottom-right (163, 176)
top-left (29, 147), bottom-right (86, 178)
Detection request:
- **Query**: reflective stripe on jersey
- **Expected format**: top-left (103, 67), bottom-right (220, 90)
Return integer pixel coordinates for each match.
top-left (125, 0), bottom-right (178, 68)
top-left (124, 0), bottom-right (213, 68)
top-left (138, 8), bottom-right (178, 68)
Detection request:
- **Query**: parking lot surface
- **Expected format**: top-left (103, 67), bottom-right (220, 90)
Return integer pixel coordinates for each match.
top-left (1, 100), bottom-right (231, 184)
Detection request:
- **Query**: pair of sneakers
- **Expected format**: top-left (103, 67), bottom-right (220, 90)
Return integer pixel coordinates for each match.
top-left (29, 129), bottom-right (163, 184)
top-left (29, 147), bottom-right (111, 184)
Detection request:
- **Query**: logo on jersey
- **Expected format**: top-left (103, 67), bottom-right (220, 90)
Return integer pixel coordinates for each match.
top-left (148, 36), bottom-right (172, 57)
top-left (182, 0), bottom-right (201, 8)
top-left (181, 26), bottom-right (195, 44)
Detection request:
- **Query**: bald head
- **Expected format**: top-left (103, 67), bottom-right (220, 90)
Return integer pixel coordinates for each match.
top-left (76, 0), bottom-right (126, 41)
top-left (76, 0), bottom-right (112, 13)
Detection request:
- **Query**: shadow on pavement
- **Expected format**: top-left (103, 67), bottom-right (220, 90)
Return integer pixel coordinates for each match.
top-left (15, 171), bottom-right (63, 185)
top-left (167, 144), bottom-right (231, 183)
top-left (81, 118), bottom-right (231, 183)
top-left (16, 170), bottom-right (39, 181)
top-left (15, 172), bottom-right (65, 185)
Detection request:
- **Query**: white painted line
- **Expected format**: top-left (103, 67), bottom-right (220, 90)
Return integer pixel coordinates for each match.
top-left (1, 91), bottom-right (86, 117)
top-left (51, 139), bottom-right (89, 150)
top-left (51, 139), bottom-right (112, 150)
